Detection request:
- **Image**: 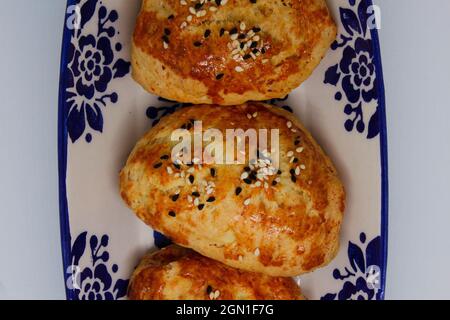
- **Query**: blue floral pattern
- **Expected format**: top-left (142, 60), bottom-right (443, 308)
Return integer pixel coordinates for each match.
top-left (67, 232), bottom-right (128, 300)
top-left (321, 233), bottom-right (382, 300)
top-left (64, 0), bottom-right (130, 143)
top-left (324, 0), bottom-right (379, 139)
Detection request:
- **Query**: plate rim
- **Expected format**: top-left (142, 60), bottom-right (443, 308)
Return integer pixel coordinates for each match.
top-left (57, 0), bottom-right (388, 300)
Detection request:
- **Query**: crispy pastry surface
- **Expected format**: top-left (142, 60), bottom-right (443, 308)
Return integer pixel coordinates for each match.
top-left (120, 103), bottom-right (345, 276)
top-left (132, 0), bottom-right (337, 105)
top-left (129, 245), bottom-right (305, 300)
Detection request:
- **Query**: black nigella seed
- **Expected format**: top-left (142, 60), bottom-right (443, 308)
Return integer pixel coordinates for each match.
top-left (238, 33), bottom-right (246, 39)
top-left (216, 73), bottom-right (224, 80)
top-left (253, 26), bottom-right (261, 32)
top-left (162, 35), bottom-right (170, 43)
top-left (244, 167), bottom-right (251, 172)
top-left (210, 168), bottom-right (216, 177)
top-left (230, 27), bottom-right (238, 35)
top-left (293, 158), bottom-right (299, 163)
top-left (189, 175), bottom-right (195, 184)
top-left (204, 29), bottom-right (211, 38)
top-left (207, 197), bottom-right (216, 203)
top-left (244, 178), bottom-right (252, 185)
top-left (235, 187), bottom-right (243, 196)
top-left (194, 41), bottom-right (202, 47)
top-left (250, 0), bottom-right (257, 4)
top-left (190, 118), bottom-right (196, 124)
top-left (168, 14), bottom-right (174, 20)
top-left (261, 48), bottom-right (266, 54)
top-left (195, 2), bottom-right (203, 9)
top-left (186, 123), bottom-right (193, 130)
top-left (160, 155), bottom-right (170, 160)
top-left (206, 285), bottom-right (213, 294)
top-left (250, 41), bottom-right (258, 48)
top-left (272, 180), bottom-right (278, 186)
top-left (198, 204), bottom-right (205, 210)
top-left (295, 140), bottom-right (301, 145)
top-left (243, 54), bottom-right (252, 60)
top-left (240, 42), bottom-right (245, 49)
top-left (220, 28), bottom-right (225, 36)
top-left (168, 211), bottom-right (176, 217)
top-left (171, 194), bottom-right (179, 202)
top-left (164, 28), bottom-right (171, 35)
top-left (252, 49), bottom-right (259, 54)
top-left (290, 169), bottom-right (296, 176)
top-left (153, 163), bottom-right (163, 169)
top-left (192, 191), bottom-right (200, 197)
top-left (181, 124), bottom-right (187, 129)
top-left (187, 162), bottom-right (194, 167)
top-left (277, 170), bottom-right (282, 175)
top-left (249, 172), bottom-right (257, 181)
top-left (215, 0), bottom-right (222, 6)
top-left (291, 176), bottom-right (297, 183)
top-left (173, 163), bottom-right (181, 170)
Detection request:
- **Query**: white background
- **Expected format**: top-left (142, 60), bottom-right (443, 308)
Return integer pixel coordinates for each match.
top-left (0, 0), bottom-right (449, 299)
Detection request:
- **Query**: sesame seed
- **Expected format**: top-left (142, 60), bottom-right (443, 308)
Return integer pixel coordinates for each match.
top-left (163, 41), bottom-right (169, 49)
top-left (244, 198), bottom-right (251, 206)
top-left (296, 147), bottom-right (304, 153)
top-left (194, 198), bottom-right (200, 206)
top-left (247, 113), bottom-right (252, 119)
top-left (235, 66), bottom-right (244, 72)
top-left (240, 22), bottom-right (246, 30)
top-left (189, 7), bottom-right (196, 15)
top-left (209, 6), bottom-right (217, 12)
top-left (187, 195), bottom-right (193, 203)
top-left (254, 248), bottom-right (260, 256)
top-left (180, 21), bottom-right (187, 28)
top-left (300, 164), bottom-right (306, 170)
top-left (209, 292), bottom-right (215, 300)
top-left (287, 121), bottom-right (292, 128)
top-left (187, 15), bottom-right (193, 22)
top-left (235, 187), bottom-right (242, 196)
top-left (287, 151), bottom-right (294, 157)
top-left (291, 129), bottom-right (298, 133)
top-left (166, 167), bottom-right (173, 174)
top-left (214, 290), bottom-right (220, 299)
top-left (206, 285), bottom-right (213, 294)
top-left (253, 112), bottom-right (258, 118)
top-left (295, 167), bottom-right (300, 175)
top-left (238, 255), bottom-right (243, 261)
top-left (180, 0), bottom-right (187, 5)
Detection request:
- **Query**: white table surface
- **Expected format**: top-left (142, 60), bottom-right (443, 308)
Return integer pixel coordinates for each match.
top-left (0, 0), bottom-right (449, 300)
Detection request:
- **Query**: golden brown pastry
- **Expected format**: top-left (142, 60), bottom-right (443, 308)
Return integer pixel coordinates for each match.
top-left (132, 0), bottom-right (337, 105)
top-left (128, 245), bottom-right (305, 300)
top-left (120, 102), bottom-right (345, 276)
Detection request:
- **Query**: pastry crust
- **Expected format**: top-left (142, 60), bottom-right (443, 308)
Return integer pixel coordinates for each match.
top-left (128, 245), bottom-right (305, 300)
top-left (120, 102), bottom-right (345, 276)
top-left (132, 0), bottom-right (337, 105)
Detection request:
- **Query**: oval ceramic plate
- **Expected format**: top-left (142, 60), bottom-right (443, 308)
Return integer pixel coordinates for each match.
top-left (58, 0), bottom-right (388, 300)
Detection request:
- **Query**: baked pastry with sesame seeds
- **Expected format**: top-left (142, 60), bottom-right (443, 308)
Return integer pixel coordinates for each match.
top-left (128, 245), bottom-right (305, 300)
top-left (120, 102), bottom-right (345, 277)
top-left (132, 0), bottom-right (337, 105)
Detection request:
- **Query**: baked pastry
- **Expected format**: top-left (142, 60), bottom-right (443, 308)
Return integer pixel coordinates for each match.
top-left (132, 0), bottom-right (337, 105)
top-left (128, 245), bottom-right (305, 300)
top-left (120, 102), bottom-right (345, 276)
